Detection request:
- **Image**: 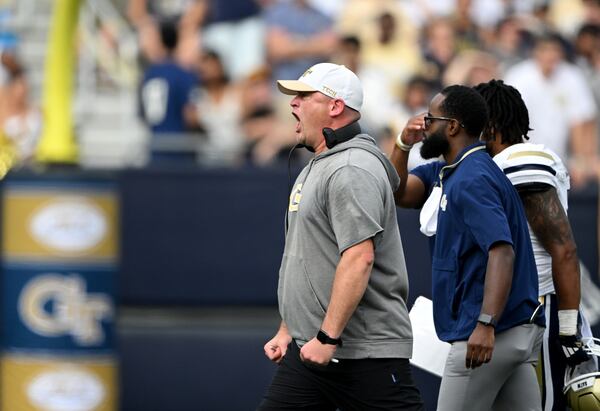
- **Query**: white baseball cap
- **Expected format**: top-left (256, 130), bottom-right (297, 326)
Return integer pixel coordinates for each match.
top-left (277, 63), bottom-right (363, 112)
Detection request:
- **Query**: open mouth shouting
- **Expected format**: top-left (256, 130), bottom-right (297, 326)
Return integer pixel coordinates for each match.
top-left (292, 112), bottom-right (301, 134)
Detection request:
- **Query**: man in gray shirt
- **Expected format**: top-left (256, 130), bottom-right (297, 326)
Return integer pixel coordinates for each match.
top-left (258, 63), bottom-right (423, 410)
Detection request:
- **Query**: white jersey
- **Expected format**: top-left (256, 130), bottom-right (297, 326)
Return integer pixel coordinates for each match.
top-left (493, 143), bottom-right (570, 296)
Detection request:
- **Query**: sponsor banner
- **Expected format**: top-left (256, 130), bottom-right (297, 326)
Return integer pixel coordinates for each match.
top-left (1, 353), bottom-right (117, 411)
top-left (2, 268), bottom-right (115, 351)
top-left (2, 184), bottom-right (118, 264)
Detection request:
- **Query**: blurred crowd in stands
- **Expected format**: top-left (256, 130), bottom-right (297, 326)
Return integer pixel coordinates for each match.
top-left (1, 0), bottom-right (600, 186)
top-left (0, 6), bottom-right (40, 174)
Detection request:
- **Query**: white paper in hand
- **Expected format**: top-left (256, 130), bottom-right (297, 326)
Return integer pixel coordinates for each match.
top-left (409, 296), bottom-right (450, 377)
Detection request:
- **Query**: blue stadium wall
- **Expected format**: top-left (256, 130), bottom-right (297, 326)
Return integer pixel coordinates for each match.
top-left (1, 167), bottom-right (599, 411)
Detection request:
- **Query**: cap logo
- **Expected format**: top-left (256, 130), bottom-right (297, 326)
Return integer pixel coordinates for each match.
top-left (322, 86), bottom-right (337, 97)
top-left (301, 68), bottom-right (313, 78)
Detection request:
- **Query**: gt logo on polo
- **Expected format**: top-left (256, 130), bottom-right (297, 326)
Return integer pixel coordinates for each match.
top-left (289, 183), bottom-right (303, 212)
top-left (18, 274), bottom-right (113, 345)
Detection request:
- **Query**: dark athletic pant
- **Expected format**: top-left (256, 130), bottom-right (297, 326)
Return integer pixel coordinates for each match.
top-left (257, 340), bottom-right (424, 411)
top-left (539, 294), bottom-right (597, 411)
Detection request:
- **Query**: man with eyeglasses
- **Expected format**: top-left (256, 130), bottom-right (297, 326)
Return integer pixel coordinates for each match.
top-left (391, 85), bottom-right (545, 410)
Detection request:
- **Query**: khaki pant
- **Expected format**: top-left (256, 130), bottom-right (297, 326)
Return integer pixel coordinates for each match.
top-left (437, 324), bottom-right (544, 411)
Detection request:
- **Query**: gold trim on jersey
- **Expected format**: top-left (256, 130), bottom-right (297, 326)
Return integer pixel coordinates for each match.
top-left (507, 151), bottom-right (554, 161)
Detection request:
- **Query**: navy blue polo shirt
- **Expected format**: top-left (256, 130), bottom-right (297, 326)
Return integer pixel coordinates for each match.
top-left (411, 142), bottom-right (542, 342)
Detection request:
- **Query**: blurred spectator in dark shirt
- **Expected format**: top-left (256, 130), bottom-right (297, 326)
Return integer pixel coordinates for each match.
top-left (139, 21), bottom-right (199, 165)
top-left (139, 21), bottom-right (199, 134)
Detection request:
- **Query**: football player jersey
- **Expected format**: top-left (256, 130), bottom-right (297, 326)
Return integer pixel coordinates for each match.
top-left (493, 143), bottom-right (570, 296)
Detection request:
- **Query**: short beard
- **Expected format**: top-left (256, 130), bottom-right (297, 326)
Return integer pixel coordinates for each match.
top-left (420, 129), bottom-right (449, 159)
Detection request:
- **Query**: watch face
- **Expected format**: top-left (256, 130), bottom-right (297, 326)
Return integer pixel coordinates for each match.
top-left (478, 314), bottom-right (496, 326)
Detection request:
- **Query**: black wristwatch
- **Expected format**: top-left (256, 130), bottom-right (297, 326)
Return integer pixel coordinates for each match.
top-left (317, 330), bottom-right (343, 347)
top-left (477, 313), bottom-right (497, 328)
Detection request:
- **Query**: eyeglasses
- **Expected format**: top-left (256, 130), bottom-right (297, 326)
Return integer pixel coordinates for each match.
top-left (424, 116), bottom-right (465, 129)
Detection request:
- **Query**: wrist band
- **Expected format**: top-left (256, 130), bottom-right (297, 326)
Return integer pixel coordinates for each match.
top-left (395, 134), bottom-right (413, 152)
top-left (558, 309), bottom-right (578, 336)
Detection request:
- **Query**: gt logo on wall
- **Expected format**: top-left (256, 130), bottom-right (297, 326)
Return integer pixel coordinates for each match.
top-left (1, 178), bottom-right (119, 410)
top-left (1, 355), bottom-right (117, 411)
top-left (29, 198), bottom-right (108, 253)
top-left (2, 188), bottom-right (118, 263)
top-left (18, 274), bottom-right (113, 346)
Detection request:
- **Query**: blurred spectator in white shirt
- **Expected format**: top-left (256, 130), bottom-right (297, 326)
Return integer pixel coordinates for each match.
top-left (187, 50), bottom-right (245, 167)
top-left (201, 0), bottom-right (265, 81)
top-left (504, 32), bottom-right (599, 186)
top-left (0, 56), bottom-right (41, 168)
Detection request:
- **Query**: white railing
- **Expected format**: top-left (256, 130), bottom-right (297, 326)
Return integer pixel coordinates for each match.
top-left (76, 0), bottom-right (139, 117)
top-left (75, 0), bottom-right (147, 168)
top-left (79, 0), bottom-right (139, 90)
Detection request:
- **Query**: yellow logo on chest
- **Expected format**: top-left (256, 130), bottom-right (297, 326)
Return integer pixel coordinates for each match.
top-left (289, 183), bottom-right (303, 212)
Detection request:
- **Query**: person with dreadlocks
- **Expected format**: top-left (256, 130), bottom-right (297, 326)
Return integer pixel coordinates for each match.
top-left (474, 79), bottom-right (596, 411)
